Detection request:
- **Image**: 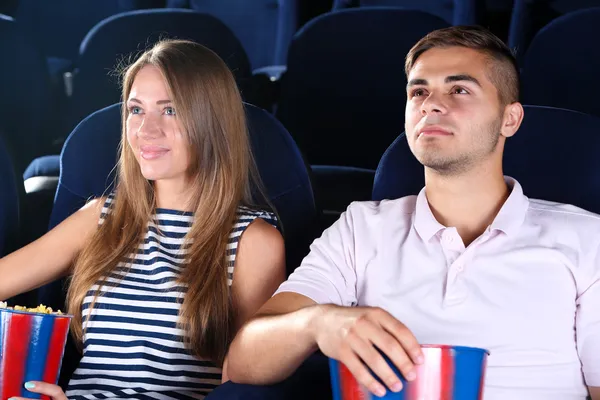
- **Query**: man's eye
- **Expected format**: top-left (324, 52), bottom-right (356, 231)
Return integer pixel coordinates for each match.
top-left (452, 87), bottom-right (469, 95)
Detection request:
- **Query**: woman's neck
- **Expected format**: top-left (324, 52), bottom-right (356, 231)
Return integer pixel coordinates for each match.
top-left (154, 178), bottom-right (194, 211)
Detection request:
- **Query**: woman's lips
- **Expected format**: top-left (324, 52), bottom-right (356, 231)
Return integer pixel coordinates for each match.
top-left (140, 145), bottom-right (170, 160)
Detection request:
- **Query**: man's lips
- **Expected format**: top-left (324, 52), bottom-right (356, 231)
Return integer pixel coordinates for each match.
top-left (418, 126), bottom-right (452, 138)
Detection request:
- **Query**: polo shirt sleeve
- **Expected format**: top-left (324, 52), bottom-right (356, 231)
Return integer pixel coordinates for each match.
top-left (274, 203), bottom-right (360, 307)
top-left (576, 240), bottom-right (600, 387)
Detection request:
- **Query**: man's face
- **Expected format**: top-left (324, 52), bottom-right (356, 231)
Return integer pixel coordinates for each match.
top-left (405, 46), bottom-right (506, 175)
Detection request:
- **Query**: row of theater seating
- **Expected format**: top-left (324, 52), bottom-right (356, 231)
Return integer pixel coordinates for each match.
top-left (3, 2), bottom-right (600, 253)
top-left (3, 1), bottom-right (600, 173)
top-left (2, 104), bottom-right (600, 389)
top-left (1, 0), bottom-right (594, 69)
top-left (4, 5), bottom-right (600, 227)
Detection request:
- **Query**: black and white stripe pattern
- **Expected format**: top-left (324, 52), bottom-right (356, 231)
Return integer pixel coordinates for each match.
top-left (66, 195), bottom-right (277, 400)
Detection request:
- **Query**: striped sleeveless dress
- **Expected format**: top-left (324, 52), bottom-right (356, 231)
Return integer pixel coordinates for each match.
top-left (66, 195), bottom-right (278, 400)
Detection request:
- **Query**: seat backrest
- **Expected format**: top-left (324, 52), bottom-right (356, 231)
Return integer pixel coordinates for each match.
top-left (0, 132), bottom-right (20, 257)
top-left (520, 8), bottom-right (600, 118)
top-left (0, 14), bottom-right (54, 173)
top-left (166, 0), bottom-right (298, 68)
top-left (69, 9), bottom-right (252, 131)
top-left (276, 8), bottom-right (449, 170)
top-left (373, 105), bottom-right (600, 214)
top-left (508, 0), bottom-right (600, 61)
top-left (48, 102), bottom-right (316, 283)
top-left (14, 0), bottom-right (165, 62)
top-left (371, 132), bottom-right (424, 201)
top-left (332, 0), bottom-right (480, 25)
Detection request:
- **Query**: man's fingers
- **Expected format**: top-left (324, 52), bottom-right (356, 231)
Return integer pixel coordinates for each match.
top-left (361, 324), bottom-right (418, 383)
top-left (339, 349), bottom-right (389, 397)
top-left (347, 332), bottom-right (403, 394)
top-left (372, 308), bottom-right (424, 364)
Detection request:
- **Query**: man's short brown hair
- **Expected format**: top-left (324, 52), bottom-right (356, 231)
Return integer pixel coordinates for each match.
top-left (405, 26), bottom-right (520, 105)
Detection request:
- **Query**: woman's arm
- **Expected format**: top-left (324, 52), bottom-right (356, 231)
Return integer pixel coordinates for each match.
top-left (0, 198), bottom-right (105, 302)
top-left (221, 218), bottom-right (286, 382)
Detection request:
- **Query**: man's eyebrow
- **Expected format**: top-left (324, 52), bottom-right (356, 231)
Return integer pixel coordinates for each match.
top-left (445, 74), bottom-right (482, 87)
top-left (407, 78), bottom-right (428, 88)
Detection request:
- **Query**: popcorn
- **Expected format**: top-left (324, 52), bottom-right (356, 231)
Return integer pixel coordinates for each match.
top-left (0, 302), bottom-right (62, 315)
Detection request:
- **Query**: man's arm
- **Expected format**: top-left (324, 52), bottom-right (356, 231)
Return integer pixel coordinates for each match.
top-left (226, 292), bottom-right (424, 397)
top-left (226, 203), bottom-right (424, 397)
top-left (577, 239), bottom-right (600, 398)
top-left (225, 203), bottom-right (359, 384)
top-left (226, 292), bottom-right (321, 384)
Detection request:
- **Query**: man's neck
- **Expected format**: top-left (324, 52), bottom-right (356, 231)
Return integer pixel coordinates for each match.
top-left (424, 165), bottom-right (510, 246)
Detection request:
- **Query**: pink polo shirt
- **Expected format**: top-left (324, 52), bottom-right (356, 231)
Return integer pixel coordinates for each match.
top-left (276, 177), bottom-right (600, 399)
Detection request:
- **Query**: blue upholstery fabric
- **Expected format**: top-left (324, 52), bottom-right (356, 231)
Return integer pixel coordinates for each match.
top-left (166, 0), bottom-right (298, 68)
top-left (373, 105), bottom-right (600, 215)
top-left (520, 8), bottom-right (600, 118)
top-left (68, 9), bottom-right (252, 131)
top-left (15, 0), bottom-right (120, 62)
top-left (0, 134), bottom-right (20, 257)
top-left (332, 0), bottom-right (481, 25)
top-left (0, 14), bottom-right (55, 174)
top-left (508, 0), bottom-right (600, 61)
top-left (276, 8), bottom-right (449, 170)
top-left (371, 132), bottom-right (423, 202)
top-left (14, 0), bottom-right (165, 64)
top-left (23, 155), bottom-right (61, 180)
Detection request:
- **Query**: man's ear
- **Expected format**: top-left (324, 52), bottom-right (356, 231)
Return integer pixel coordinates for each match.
top-left (501, 102), bottom-right (524, 139)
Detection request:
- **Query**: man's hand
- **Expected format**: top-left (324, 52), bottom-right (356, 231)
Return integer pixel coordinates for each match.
top-left (9, 381), bottom-right (67, 400)
top-left (313, 305), bottom-right (424, 397)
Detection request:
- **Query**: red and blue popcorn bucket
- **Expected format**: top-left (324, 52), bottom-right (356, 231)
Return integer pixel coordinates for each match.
top-left (329, 345), bottom-right (489, 400)
top-left (0, 308), bottom-right (72, 400)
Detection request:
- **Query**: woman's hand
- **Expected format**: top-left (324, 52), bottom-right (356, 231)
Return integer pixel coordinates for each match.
top-left (9, 381), bottom-right (67, 400)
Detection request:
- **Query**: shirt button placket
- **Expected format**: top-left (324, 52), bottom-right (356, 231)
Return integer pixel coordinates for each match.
top-left (444, 259), bottom-right (467, 306)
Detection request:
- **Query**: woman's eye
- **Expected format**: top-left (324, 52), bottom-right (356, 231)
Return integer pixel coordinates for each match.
top-left (164, 107), bottom-right (176, 116)
top-left (129, 106), bottom-right (142, 115)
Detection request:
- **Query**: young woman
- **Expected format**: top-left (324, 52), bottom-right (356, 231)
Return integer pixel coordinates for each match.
top-left (0, 40), bottom-right (286, 400)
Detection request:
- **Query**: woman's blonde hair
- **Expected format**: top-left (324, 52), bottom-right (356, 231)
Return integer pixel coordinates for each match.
top-left (67, 39), bottom-right (269, 364)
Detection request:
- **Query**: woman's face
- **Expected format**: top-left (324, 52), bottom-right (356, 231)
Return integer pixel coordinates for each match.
top-left (126, 65), bottom-right (190, 184)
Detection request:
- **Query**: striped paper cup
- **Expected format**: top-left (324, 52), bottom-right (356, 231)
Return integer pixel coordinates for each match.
top-left (330, 344), bottom-right (489, 400)
top-left (0, 308), bottom-right (72, 400)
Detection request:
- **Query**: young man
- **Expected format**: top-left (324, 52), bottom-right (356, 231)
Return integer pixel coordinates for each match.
top-left (226, 26), bottom-right (600, 400)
